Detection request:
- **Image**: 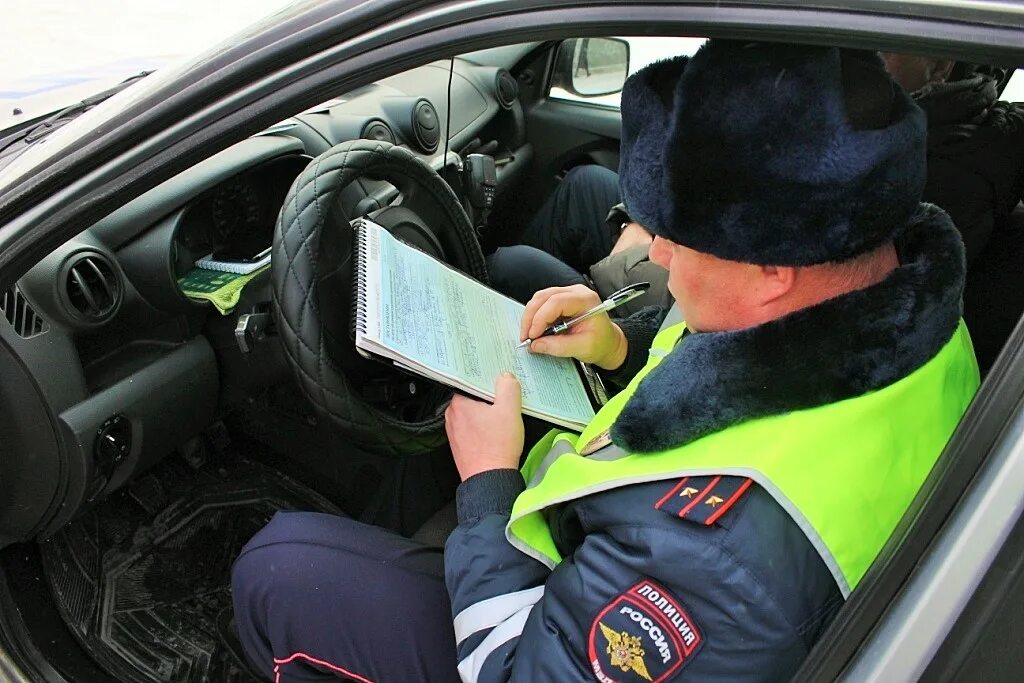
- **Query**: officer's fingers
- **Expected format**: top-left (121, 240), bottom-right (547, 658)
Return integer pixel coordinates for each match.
top-left (520, 298), bottom-right (544, 342)
top-left (521, 286), bottom-right (575, 340)
top-left (528, 289), bottom-right (600, 339)
top-left (530, 329), bottom-right (592, 359)
top-left (521, 285), bottom-right (597, 340)
top-left (445, 395), bottom-right (461, 421)
top-left (446, 392), bottom-right (478, 417)
top-left (444, 400), bottom-right (457, 435)
top-left (527, 293), bottom-right (575, 339)
top-left (494, 372), bottom-right (522, 413)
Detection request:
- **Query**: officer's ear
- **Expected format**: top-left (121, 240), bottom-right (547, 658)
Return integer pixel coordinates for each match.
top-left (755, 265), bottom-right (797, 306)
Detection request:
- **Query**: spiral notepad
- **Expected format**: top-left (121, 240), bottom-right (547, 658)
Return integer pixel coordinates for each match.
top-left (352, 218), bottom-right (600, 431)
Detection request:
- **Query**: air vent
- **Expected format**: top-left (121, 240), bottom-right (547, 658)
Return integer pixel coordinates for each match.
top-left (362, 120), bottom-right (395, 144)
top-left (0, 285), bottom-right (48, 338)
top-left (411, 99), bottom-right (440, 153)
top-left (495, 70), bottom-right (519, 109)
top-left (62, 253), bottom-right (121, 323)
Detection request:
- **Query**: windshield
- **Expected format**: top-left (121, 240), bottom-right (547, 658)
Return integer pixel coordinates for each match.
top-left (0, 0), bottom-right (296, 132)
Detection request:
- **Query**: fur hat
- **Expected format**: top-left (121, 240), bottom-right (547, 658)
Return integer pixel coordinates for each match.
top-left (619, 41), bottom-right (927, 266)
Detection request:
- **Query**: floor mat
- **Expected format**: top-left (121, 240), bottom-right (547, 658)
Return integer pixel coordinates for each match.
top-left (39, 455), bottom-right (341, 683)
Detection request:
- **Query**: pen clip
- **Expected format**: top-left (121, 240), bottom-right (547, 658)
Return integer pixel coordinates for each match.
top-left (606, 281), bottom-right (651, 304)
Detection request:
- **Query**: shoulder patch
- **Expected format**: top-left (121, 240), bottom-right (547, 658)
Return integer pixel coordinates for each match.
top-left (654, 475), bottom-right (753, 525)
top-left (588, 580), bottom-right (703, 683)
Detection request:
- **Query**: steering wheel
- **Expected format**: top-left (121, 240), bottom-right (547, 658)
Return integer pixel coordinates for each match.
top-left (272, 140), bottom-right (487, 457)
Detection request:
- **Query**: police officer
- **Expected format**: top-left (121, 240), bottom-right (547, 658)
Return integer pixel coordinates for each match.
top-left (231, 41), bottom-right (979, 682)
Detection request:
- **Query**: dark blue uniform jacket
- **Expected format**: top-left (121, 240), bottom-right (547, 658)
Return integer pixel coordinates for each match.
top-left (446, 471), bottom-right (842, 682)
top-left (445, 209), bottom-right (965, 682)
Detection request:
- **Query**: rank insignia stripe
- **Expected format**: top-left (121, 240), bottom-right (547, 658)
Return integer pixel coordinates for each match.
top-left (654, 475), bottom-right (754, 525)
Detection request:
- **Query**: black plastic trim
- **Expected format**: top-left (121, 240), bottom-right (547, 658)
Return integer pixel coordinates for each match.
top-left (411, 98), bottom-right (440, 153)
top-left (47, 337), bottom-right (218, 535)
top-left (0, 331), bottom-right (68, 549)
top-left (57, 250), bottom-right (122, 325)
top-left (0, 566), bottom-right (60, 682)
top-left (361, 118), bottom-right (396, 144)
top-left (495, 69), bottom-right (519, 109)
top-left (89, 134), bottom-right (304, 251)
top-left (0, 285), bottom-right (48, 339)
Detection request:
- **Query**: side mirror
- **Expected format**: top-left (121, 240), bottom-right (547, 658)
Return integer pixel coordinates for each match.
top-left (558, 38), bottom-right (630, 98)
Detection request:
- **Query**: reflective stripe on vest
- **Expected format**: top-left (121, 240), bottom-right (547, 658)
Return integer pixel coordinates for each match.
top-left (506, 320), bottom-right (979, 597)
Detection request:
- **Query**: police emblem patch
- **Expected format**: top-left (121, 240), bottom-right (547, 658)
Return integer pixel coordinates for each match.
top-left (598, 624), bottom-right (652, 680)
top-left (588, 580), bottom-right (703, 683)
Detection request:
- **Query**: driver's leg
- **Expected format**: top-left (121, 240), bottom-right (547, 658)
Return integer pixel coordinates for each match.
top-left (232, 511), bottom-right (458, 682)
top-left (486, 245), bottom-right (591, 304)
top-left (517, 164), bottom-right (621, 273)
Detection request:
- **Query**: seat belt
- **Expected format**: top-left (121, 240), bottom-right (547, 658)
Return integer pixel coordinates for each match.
top-left (659, 302), bottom-right (683, 332)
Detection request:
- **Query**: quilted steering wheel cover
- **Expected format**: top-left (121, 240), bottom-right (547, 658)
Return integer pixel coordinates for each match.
top-left (272, 139), bottom-right (485, 457)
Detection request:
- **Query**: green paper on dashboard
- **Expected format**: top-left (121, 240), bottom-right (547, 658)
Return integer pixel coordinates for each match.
top-left (178, 266), bottom-right (270, 315)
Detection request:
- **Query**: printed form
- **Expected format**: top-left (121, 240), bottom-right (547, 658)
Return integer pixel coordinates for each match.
top-left (360, 222), bottom-right (595, 428)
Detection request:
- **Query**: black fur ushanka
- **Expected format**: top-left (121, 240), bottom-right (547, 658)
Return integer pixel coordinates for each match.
top-left (619, 41), bottom-right (927, 267)
top-left (612, 204), bottom-right (966, 453)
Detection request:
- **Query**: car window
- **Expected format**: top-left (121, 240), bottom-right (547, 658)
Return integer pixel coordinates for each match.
top-left (548, 36), bottom-right (708, 108)
top-left (0, 0), bottom-right (294, 132)
top-left (550, 41), bottom-right (1024, 109)
top-left (1002, 68), bottom-right (1024, 102)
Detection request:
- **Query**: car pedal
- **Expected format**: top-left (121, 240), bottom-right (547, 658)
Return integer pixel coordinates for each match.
top-left (128, 474), bottom-right (167, 516)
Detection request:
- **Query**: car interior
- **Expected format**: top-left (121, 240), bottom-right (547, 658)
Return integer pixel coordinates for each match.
top-left (0, 33), bottom-right (1022, 683)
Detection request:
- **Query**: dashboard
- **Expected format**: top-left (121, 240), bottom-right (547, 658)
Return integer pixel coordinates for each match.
top-left (0, 57), bottom-right (532, 542)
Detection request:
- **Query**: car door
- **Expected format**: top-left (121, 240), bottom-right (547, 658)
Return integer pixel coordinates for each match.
top-left (514, 36), bottom-right (706, 202)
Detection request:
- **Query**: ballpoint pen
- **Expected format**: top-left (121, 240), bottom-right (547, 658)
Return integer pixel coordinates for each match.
top-left (517, 282), bottom-right (652, 349)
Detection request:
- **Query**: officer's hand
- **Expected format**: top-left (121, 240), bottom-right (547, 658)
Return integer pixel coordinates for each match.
top-left (445, 372), bottom-right (525, 481)
top-left (521, 285), bottom-right (628, 370)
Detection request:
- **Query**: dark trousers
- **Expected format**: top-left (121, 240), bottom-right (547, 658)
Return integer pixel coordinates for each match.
top-left (516, 164), bottom-right (621, 272)
top-left (486, 164), bottom-right (621, 303)
top-left (231, 511), bottom-right (458, 682)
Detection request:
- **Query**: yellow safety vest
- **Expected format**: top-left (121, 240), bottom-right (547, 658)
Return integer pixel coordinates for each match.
top-left (507, 321), bottom-right (979, 596)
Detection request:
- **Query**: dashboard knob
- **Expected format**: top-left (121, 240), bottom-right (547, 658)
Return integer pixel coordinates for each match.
top-left (95, 414), bottom-right (132, 477)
